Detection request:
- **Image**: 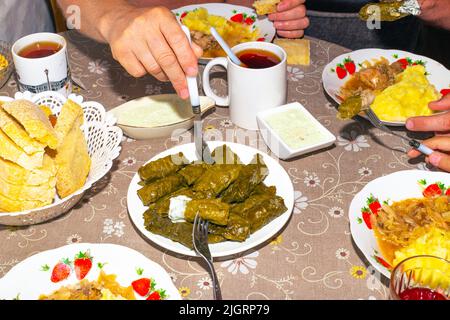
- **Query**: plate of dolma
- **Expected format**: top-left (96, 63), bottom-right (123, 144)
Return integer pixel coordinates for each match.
top-left (127, 142), bottom-right (294, 258)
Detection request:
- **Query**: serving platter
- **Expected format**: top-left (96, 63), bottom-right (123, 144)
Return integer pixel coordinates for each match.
top-left (173, 3), bottom-right (276, 62)
top-left (349, 170), bottom-right (450, 278)
top-left (322, 49), bottom-right (450, 126)
top-left (127, 141), bottom-right (295, 258)
top-left (0, 243), bottom-right (181, 300)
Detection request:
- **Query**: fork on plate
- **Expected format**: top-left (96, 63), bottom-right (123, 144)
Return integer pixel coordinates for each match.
top-left (365, 108), bottom-right (434, 156)
top-left (192, 213), bottom-right (222, 300)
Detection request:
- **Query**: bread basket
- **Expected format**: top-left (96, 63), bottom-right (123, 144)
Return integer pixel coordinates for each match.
top-left (0, 91), bottom-right (123, 226)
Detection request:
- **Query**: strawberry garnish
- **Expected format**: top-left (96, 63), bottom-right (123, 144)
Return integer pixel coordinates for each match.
top-left (397, 58), bottom-right (412, 69)
top-left (361, 208), bottom-right (372, 229)
top-left (446, 188), bottom-right (450, 196)
top-left (344, 58), bottom-right (356, 75)
top-left (257, 37), bottom-right (265, 42)
top-left (335, 64), bottom-right (347, 79)
top-left (180, 12), bottom-right (188, 21)
top-left (51, 259), bottom-right (71, 283)
top-left (132, 278), bottom-right (151, 297)
top-left (423, 183), bottom-right (444, 198)
top-left (367, 195), bottom-right (381, 215)
top-left (440, 89), bottom-right (450, 96)
top-left (230, 13), bottom-right (244, 23)
top-left (146, 292), bottom-right (162, 300)
top-left (374, 256), bottom-right (391, 269)
top-left (244, 16), bottom-right (255, 25)
top-left (74, 251), bottom-right (93, 280)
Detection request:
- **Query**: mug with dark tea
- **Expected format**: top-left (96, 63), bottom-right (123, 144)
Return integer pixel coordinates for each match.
top-left (203, 42), bottom-right (287, 130)
top-left (12, 33), bottom-right (72, 96)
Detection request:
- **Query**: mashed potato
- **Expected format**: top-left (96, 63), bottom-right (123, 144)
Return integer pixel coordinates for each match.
top-left (371, 65), bottom-right (440, 122)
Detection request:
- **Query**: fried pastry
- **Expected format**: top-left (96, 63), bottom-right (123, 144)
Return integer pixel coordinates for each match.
top-left (253, 0), bottom-right (281, 15)
top-left (274, 38), bottom-right (310, 66)
top-left (0, 128), bottom-right (44, 170)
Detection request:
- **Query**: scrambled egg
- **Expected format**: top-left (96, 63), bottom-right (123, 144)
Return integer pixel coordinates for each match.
top-left (371, 65), bottom-right (440, 122)
top-left (101, 288), bottom-right (126, 300)
top-left (0, 53), bottom-right (8, 71)
top-left (394, 227), bottom-right (450, 288)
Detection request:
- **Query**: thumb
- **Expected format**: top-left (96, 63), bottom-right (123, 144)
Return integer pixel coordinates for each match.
top-left (191, 43), bottom-right (203, 59)
top-left (429, 94), bottom-right (450, 111)
top-left (428, 151), bottom-right (450, 172)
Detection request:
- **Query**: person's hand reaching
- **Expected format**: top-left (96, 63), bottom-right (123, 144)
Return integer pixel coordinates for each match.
top-left (268, 0), bottom-right (309, 38)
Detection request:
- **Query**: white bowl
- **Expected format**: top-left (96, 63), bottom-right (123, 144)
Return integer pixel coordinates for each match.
top-left (257, 102), bottom-right (336, 160)
top-left (108, 94), bottom-right (215, 140)
top-left (0, 91), bottom-right (122, 226)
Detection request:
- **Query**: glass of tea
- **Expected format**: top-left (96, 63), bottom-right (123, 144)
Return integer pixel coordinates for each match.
top-left (390, 255), bottom-right (450, 300)
top-left (12, 32), bottom-right (72, 97)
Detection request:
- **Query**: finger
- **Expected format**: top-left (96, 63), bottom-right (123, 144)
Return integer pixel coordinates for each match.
top-left (407, 149), bottom-right (422, 158)
top-left (131, 40), bottom-right (168, 82)
top-left (429, 94), bottom-right (450, 111)
top-left (161, 20), bottom-right (199, 77)
top-left (274, 17), bottom-right (310, 31)
top-left (192, 43), bottom-right (204, 59)
top-left (112, 47), bottom-right (146, 78)
top-left (277, 0), bottom-right (305, 12)
top-left (269, 5), bottom-right (306, 21)
top-left (417, 136), bottom-right (450, 152)
top-left (406, 111), bottom-right (450, 132)
top-left (147, 34), bottom-right (188, 99)
top-left (277, 29), bottom-right (304, 38)
top-left (428, 151), bottom-right (450, 172)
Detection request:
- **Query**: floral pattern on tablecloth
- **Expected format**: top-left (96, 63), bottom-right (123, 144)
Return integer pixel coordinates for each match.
top-left (0, 31), bottom-right (434, 300)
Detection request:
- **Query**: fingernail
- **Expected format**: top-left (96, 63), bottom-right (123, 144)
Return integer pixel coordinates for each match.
top-left (406, 120), bottom-right (414, 130)
top-left (186, 67), bottom-right (197, 77)
top-left (179, 88), bottom-right (189, 100)
top-left (429, 153), bottom-right (441, 166)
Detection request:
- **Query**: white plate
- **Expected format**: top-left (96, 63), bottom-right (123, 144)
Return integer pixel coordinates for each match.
top-left (173, 3), bottom-right (276, 61)
top-left (349, 170), bottom-right (450, 278)
top-left (322, 49), bottom-right (450, 126)
top-left (108, 94), bottom-right (215, 140)
top-left (127, 141), bottom-right (294, 258)
top-left (0, 243), bottom-right (181, 300)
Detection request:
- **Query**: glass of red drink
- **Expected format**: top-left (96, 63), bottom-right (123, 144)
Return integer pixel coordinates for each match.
top-left (390, 255), bottom-right (450, 300)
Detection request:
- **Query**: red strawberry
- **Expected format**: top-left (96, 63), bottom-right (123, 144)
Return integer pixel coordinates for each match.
top-left (374, 256), bottom-right (391, 269)
top-left (230, 13), bottom-right (244, 23)
top-left (446, 188), bottom-right (450, 196)
top-left (367, 195), bottom-right (381, 215)
top-left (51, 259), bottom-right (71, 283)
top-left (423, 183), bottom-right (443, 198)
top-left (180, 12), bottom-right (187, 21)
top-left (362, 209), bottom-right (372, 229)
top-left (132, 278), bottom-right (151, 297)
top-left (397, 58), bottom-right (409, 69)
top-left (440, 89), bottom-right (450, 96)
top-left (74, 251), bottom-right (93, 280)
top-left (146, 292), bottom-right (162, 300)
top-left (244, 16), bottom-right (255, 25)
top-left (336, 64), bottom-right (347, 79)
top-left (257, 37), bottom-right (265, 42)
top-left (344, 58), bottom-right (356, 75)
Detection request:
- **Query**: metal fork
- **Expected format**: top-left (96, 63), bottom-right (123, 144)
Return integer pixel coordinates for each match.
top-left (365, 108), bottom-right (433, 156)
top-left (192, 213), bottom-right (222, 300)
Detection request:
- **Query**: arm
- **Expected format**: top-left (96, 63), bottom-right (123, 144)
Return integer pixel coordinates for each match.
top-left (418, 0), bottom-right (450, 30)
top-left (57, 0), bottom-right (202, 98)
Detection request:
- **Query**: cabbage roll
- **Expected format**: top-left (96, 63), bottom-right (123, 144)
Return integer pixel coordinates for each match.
top-left (241, 196), bottom-right (287, 232)
top-left (231, 184), bottom-right (276, 214)
top-left (221, 154), bottom-right (268, 203)
top-left (152, 187), bottom-right (196, 217)
top-left (193, 164), bottom-right (241, 196)
top-left (178, 163), bottom-right (209, 185)
top-left (184, 199), bottom-right (230, 226)
top-left (138, 152), bottom-right (188, 182)
top-left (209, 213), bottom-right (251, 242)
top-left (211, 145), bottom-right (242, 165)
top-left (137, 174), bottom-right (185, 205)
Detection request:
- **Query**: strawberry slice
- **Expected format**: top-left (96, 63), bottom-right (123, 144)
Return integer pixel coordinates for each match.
top-left (374, 256), bottom-right (391, 269)
top-left (230, 13), bottom-right (244, 23)
top-left (244, 16), bottom-right (255, 25)
top-left (146, 292), bottom-right (162, 300)
top-left (361, 208), bottom-right (372, 229)
top-left (440, 89), bottom-right (450, 96)
top-left (344, 58), bottom-right (356, 75)
top-left (257, 37), bottom-right (265, 42)
top-left (446, 188), bottom-right (450, 196)
top-left (74, 251), bottom-right (93, 280)
top-left (51, 259), bottom-right (71, 283)
top-left (132, 278), bottom-right (151, 297)
top-left (335, 64), bottom-right (347, 79)
top-left (423, 183), bottom-right (443, 198)
top-left (180, 12), bottom-right (188, 21)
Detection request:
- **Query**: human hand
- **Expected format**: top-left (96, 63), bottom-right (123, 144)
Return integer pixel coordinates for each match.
top-left (417, 0), bottom-right (450, 30)
top-left (408, 136), bottom-right (450, 172)
top-left (99, 6), bottom-right (203, 99)
top-left (406, 94), bottom-right (450, 133)
top-left (268, 0), bottom-right (309, 38)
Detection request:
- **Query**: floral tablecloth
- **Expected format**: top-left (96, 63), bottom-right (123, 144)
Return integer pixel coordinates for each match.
top-left (0, 31), bottom-right (432, 300)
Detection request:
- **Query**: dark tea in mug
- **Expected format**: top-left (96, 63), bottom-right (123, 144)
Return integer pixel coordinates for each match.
top-left (18, 41), bottom-right (62, 59)
top-left (237, 49), bottom-right (281, 69)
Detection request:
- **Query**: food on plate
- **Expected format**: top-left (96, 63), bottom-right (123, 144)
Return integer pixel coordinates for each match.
top-left (253, 0), bottom-right (281, 15)
top-left (181, 8), bottom-right (259, 58)
top-left (0, 99), bottom-right (91, 212)
top-left (138, 153), bottom-right (188, 183)
top-left (273, 38), bottom-right (310, 66)
top-left (368, 182), bottom-right (450, 266)
top-left (139, 145), bottom-right (287, 249)
top-left (39, 270), bottom-right (136, 300)
top-left (371, 65), bottom-right (440, 121)
top-left (0, 53), bottom-right (8, 72)
top-left (359, 1), bottom-right (409, 22)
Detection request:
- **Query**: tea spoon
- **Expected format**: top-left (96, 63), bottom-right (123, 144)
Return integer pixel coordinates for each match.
top-left (209, 27), bottom-right (243, 66)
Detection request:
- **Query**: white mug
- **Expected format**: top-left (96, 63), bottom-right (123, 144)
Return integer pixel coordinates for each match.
top-left (203, 41), bottom-right (287, 130)
top-left (12, 33), bottom-right (72, 97)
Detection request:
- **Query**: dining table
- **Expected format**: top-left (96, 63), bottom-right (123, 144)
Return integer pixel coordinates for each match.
top-left (0, 30), bottom-right (432, 300)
